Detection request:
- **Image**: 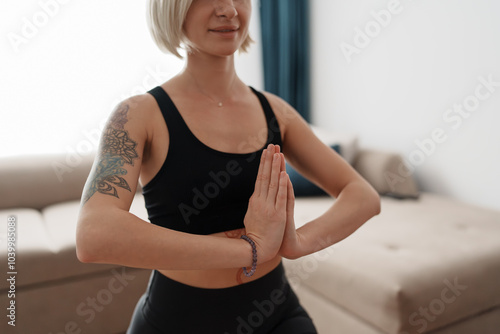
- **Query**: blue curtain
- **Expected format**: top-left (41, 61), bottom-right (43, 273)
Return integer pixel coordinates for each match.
top-left (259, 0), bottom-right (310, 121)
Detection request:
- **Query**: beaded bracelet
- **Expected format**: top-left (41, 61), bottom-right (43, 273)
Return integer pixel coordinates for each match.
top-left (240, 235), bottom-right (257, 277)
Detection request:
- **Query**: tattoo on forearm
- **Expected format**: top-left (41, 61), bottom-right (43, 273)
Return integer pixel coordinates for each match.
top-left (82, 103), bottom-right (139, 203)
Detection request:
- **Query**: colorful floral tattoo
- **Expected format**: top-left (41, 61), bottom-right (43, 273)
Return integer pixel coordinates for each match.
top-left (82, 103), bottom-right (139, 203)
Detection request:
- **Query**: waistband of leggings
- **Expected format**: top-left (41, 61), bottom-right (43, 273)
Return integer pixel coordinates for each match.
top-left (147, 260), bottom-right (289, 304)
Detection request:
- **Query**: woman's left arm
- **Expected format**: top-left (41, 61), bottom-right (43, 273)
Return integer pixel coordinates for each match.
top-left (265, 93), bottom-right (381, 259)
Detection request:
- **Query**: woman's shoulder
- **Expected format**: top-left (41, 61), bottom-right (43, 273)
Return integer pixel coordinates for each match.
top-left (106, 90), bottom-right (164, 145)
top-left (126, 89), bottom-right (161, 115)
top-left (259, 90), bottom-right (305, 134)
top-left (259, 90), bottom-right (299, 117)
top-left (123, 88), bottom-right (165, 121)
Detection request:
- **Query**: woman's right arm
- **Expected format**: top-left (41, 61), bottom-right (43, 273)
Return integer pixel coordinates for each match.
top-left (76, 96), bottom-right (288, 270)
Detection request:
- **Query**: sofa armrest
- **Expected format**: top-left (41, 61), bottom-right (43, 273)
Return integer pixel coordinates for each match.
top-left (352, 149), bottom-right (419, 199)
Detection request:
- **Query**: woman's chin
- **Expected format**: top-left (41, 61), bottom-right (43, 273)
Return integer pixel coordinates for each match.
top-left (197, 50), bottom-right (238, 58)
top-left (218, 50), bottom-right (238, 57)
top-left (191, 44), bottom-right (242, 58)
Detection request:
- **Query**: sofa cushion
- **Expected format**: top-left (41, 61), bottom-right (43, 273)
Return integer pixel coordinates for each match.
top-left (353, 149), bottom-right (419, 199)
top-left (0, 267), bottom-right (152, 334)
top-left (0, 209), bottom-right (64, 290)
top-left (286, 193), bottom-right (500, 334)
top-left (0, 194), bottom-right (150, 290)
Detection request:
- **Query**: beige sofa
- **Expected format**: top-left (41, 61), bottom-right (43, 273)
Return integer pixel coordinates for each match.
top-left (1, 150), bottom-right (499, 334)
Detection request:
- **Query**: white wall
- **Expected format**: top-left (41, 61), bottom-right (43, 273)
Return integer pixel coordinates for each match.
top-left (0, 0), bottom-right (262, 158)
top-left (310, 0), bottom-right (500, 211)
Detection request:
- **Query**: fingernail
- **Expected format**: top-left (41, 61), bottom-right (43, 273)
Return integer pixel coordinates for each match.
top-left (273, 153), bottom-right (278, 161)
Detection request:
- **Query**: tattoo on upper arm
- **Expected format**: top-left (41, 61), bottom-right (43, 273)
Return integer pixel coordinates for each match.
top-left (82, 103), bottom-right (139, 203)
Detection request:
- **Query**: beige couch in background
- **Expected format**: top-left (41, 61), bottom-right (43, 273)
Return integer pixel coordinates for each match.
top-left (0, 147), bottom-right (499, 334)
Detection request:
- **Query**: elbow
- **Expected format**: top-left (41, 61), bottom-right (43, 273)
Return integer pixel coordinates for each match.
top-left (76, 245), bottom-right (93, 264)
top-left (365, 183), bottom-right (381, 218)
top-left (339, 180), bottom-right (381, 220)
top-left (355, 181), bottom-right (381, 220)
top-left (75, 214), bottom-right (102, 264)
top-left (371, 192), bottom-right (382, 217)
top-left (76, 230), bottom-right (96, 264)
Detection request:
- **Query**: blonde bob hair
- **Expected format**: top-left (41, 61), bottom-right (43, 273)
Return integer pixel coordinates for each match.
top-left (146, 0), bottom-right (253, 58)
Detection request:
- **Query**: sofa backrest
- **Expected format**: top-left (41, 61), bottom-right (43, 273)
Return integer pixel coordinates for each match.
top-left (0, 148), bottom-right (419, 210)
top-left (0, 153), bottom-right (95, 210)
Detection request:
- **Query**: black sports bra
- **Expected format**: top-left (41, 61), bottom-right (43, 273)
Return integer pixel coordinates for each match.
top-left (142, 86), bottom-right (283, 235)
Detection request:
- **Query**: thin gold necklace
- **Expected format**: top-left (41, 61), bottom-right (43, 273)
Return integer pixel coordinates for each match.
top-left (190, 73), bottom-right (235, 108)
top-left (196, 87), bottom-right (229, 108)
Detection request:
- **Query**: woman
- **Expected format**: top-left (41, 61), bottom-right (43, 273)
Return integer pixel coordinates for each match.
top-left (76, 0), bottom-right (381, 333)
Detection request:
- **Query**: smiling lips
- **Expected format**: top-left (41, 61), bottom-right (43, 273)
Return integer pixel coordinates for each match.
top-left (209, 26), bottom-right (239, 33)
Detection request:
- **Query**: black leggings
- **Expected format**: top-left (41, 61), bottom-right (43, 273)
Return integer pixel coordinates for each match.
top-left (126, 262), bottom-right (317, 334)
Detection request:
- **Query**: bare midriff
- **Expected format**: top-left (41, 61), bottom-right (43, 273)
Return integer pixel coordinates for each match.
top-left (157, 228), bottom-right (282, 289)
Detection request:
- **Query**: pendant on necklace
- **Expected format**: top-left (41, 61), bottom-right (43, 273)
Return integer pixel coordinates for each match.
top-left (218, 102), bottom-right (223, 107)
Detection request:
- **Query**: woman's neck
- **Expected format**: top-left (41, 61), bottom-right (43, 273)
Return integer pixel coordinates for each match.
top-left (180, 53), bottom-right (245, 102)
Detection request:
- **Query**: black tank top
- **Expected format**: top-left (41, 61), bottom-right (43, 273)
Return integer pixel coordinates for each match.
top-left (142, 86), bottom-right (283, 235)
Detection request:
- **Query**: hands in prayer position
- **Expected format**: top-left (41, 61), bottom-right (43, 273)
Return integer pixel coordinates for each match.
top-left (243, 144), bottom-right (303, 263)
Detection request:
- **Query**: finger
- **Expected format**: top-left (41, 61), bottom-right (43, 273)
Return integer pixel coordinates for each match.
top-left (269, 145), bottom-right (285, 172)
top-left (274, 147), bottom-right (286, 172)
top-left (282, 175), bottom-right (296, 242)
top-left (267, 152), bottom-right (282, 200)
top-left (287, 173), bottom-right (295, 214)
top-left (253, 148), bottom-right (267, 195)
top-left (259, 144), bottom-right (275, 197)
top-left (275, 171), bottom-right (288, 210)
